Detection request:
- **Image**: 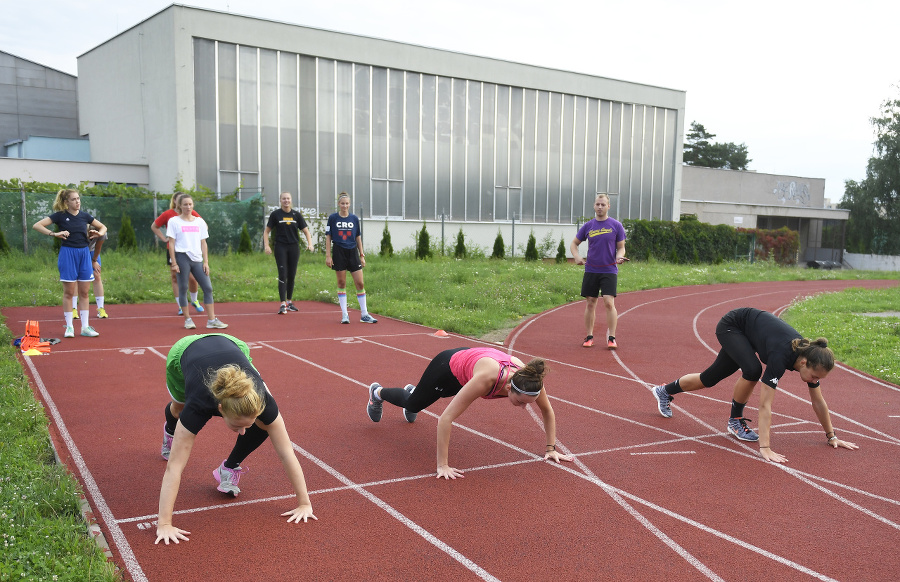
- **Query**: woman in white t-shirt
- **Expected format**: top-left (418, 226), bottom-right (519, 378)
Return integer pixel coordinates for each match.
top-left (166, 195), bottom-right (228, 330)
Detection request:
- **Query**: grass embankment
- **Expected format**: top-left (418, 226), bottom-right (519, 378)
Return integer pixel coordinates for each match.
top-left (0, 248), bottom-right (897, 580)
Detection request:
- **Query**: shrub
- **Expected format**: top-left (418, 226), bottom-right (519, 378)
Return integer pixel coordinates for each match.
top-left (454, 228), bottom-right (466, 259)
top-left (416, 222), bottom-right (432, 259)
top-left (524, 231), bottom-right (539, 261)
top-left (491, 230), bottom-right (505, 259)
top-left (380, 222), bottom-right (394, 257)
top-left (238, 222), bottom-right (253, 254)
top-left (556, 237), bottom-right (567, 263)
top-left (0, 226), bottom-right (9, 254)
top-left (118, 214), bottom-right (137, 250)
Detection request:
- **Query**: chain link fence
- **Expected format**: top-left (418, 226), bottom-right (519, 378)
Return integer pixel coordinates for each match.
top-left (1, 191), bottom-right (266, 254)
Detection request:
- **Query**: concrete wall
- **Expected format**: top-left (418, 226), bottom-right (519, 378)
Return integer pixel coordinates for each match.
top-left (843, 252), bottom-right (900, 271)
top-left (682, 165), bottom-right (825, 208)
top-left (78, 9), bottom-right (180, 190)
top-left (0, 157), bottom-right (149, 188)
top-left (0, 51), bottom-right (79, 155)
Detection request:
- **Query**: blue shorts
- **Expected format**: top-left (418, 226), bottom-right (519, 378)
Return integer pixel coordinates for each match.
top-left (58, 246), bottom-right (95, 282)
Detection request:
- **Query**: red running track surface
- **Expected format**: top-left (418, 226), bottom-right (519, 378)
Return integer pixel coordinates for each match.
top-left (5, 279), bottom-right (900, 581)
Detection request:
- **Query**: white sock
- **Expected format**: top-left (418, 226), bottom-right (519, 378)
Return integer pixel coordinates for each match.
top-left (79, 310), bottom-right (89, 328)
top-left (96, 296), bottom-right (104, 309)
top-left (190, 291), bottom-right (199, 303)
top-left (175, 297), bottom-right (181, 308)
top-left (357, 291), bottom-right (369, 317)
top-left (338, 290), bottom-right (348, 316)
top-left (64, 312), bottom-right (73, 327)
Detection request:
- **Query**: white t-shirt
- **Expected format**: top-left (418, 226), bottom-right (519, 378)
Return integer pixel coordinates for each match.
top-left (166, 215), bottom-right (209, 262)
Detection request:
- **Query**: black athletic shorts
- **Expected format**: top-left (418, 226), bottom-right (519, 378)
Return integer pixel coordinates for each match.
top-left (581, 272), bottom-right (617, 298)
top-left (331, 245), bottom-right (362, 272)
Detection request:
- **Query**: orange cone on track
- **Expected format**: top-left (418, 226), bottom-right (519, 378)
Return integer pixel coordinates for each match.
top-left (433, 330), bottom-right (448, 337)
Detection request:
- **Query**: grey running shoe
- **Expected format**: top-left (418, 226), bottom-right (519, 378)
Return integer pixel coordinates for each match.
top-left (340, 314), bottom-right (350, 324)
top-left (161, 424), bottom-right (174, 460)
top-left (727, 417), bottom-right (759, 442)
top-left (653, 385), bottom-right (673, 418)
top-left (402, 384), bottom-right (417, 423)
top-left (213, 461), bottom-right (248, 496)
top-left (360, 314), bottom-right (378, 324)
top-left (206, 318), bottom-right (228, 329)
top-left (184, 318), bottom-right (196, 329)
top-left (367, 382), bottom-right (383, 422)
top-left (286, 303), bottom-right (299, 312)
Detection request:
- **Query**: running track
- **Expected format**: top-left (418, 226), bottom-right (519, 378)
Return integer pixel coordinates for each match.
top-left (5, 279), bottom-right (900, 581)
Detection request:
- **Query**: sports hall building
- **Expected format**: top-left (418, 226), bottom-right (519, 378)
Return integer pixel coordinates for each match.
top-left (77, 4), bottom-right (686, 238)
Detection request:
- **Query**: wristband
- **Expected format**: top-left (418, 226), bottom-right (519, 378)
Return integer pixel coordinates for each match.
top-left (759, 446), bottom-right (770, 449)
top-left (546, 444), bottom-right (556, 450)
top-left (827, 436), bottom-right (837, 442)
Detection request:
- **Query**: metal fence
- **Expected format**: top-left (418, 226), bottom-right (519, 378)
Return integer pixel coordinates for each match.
top-left (0, 191), bottom-right (266, 254)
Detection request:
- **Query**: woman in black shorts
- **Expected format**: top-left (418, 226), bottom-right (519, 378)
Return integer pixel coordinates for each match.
top-left (325, 192), bottom-right (376, 324)
top-left (264, 191), bottom-right (313, 314)
top-left (652, 307), bottom-right (859, 463)
top-left (156, 333), bottom-right (316, 545)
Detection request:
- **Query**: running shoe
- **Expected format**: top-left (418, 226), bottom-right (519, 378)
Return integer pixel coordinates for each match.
top-left (340, 314), bottom-right (350, 324)
top-left (80, 326), bottom-right (100, 337)
top-left (402, 384), bottom-right (417, 423)
top-left (161, 424), bottom-right (174, 460)
top-left (278, 304), bottom-right (287, 315)
top-left (367, 382), bottom-right (383, 422)
top-left (653, 385), bottom-right (673, 418)
top-left (213, 461), bottom-right (248, 496)
top-left (184, 318), bottom-right (196, 329)
top-left (287, 303), bottom-right (299, 312)
top-left (178, 307), bottom-right (183, 316)
top-left (582, 335), bottom-right (594, 348)
top-left (360, 314), bottom-right (378, 324)
top-left (97, 307), bottom-right (108, 319)
top-left (72, 308), bottom-right (79, 319)
top-left (206, 318), bottom-right (228, 329)
top-left (727, 417), bottom-right (759, 442)
top-left (607, 336), bottom-right (617, 350)
top-left (192, 300), bottom-right (205, 312)
top-left (64, 325), bottom-right (75, 338)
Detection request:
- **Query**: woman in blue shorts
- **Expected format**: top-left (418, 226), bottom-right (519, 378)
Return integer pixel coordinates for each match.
top-left (325, 192), bottom-right (376, 324)
top-left (33, 189), bottom-right (107, 338)
top-left (156, 333), bottom-right (317, 545)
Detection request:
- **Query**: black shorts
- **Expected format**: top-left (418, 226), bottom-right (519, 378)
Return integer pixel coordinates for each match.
top-left (581, 272), bottom-right (617, 298)
top-left (331, 245), bottom-right (362, 272)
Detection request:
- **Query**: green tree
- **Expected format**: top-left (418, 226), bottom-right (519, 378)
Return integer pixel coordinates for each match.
top-left (380, 222), bottom-right (394, 257)
top-left (524, 231), bottom-right (539, 261)
top-left (416, 222), bottom-right (432, 259)
top-left (454, 227), bottom-right (466, 259)
top-left (683, 122), bottom-right (751, 170)
top-left (491, 230), bottom-right (505, 259)
top-left (118, 214), bottom-right (137, 250)
top-left (555, 237), bottom-right (567, 263)
top-left (238, 223), bottom-right (253, 253)
top-left (840, 91), bottom-right (900, 254)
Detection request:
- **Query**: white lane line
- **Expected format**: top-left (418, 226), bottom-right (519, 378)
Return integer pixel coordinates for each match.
top-left (23, 355), bottom-right (149, 582)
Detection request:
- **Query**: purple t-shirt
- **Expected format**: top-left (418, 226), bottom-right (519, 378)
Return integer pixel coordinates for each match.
top-left (575, 217), bottom-right (626, 274)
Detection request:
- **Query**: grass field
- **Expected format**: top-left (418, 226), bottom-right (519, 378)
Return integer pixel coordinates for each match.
top-left (0, 248), bottom-right (897, 580)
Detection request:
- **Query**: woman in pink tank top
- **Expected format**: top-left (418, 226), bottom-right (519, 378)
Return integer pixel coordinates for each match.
top-left (365, 347), bottom-right (573, 479)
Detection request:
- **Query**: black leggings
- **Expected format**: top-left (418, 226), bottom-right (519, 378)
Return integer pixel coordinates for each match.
top-left (379, 347), bottom-right (468, 413)
top-left (698, 322), bottom-right (764, 388)
top-left (225, 423), bottom-right (269, 468)
top-left (274, 243), bottom-right (300, 302)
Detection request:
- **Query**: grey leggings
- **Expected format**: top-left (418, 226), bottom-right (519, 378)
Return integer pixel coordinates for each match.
top-left (175, 252), bottom-right (214, 307)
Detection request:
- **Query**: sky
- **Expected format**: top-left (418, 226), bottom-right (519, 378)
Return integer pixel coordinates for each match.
top-left (3, 0), bottom-right (898, 203)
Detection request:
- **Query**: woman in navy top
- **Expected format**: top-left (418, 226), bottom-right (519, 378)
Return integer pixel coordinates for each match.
top-left (652, 307), bottom-right (859, 463)
top-left (32, 189), bottom-right (107, 339)
top-left (325, 192), bottom-right (376, 324)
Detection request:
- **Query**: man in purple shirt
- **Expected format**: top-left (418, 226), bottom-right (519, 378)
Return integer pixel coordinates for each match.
top-left (570, 193), bottom-right (627, 349)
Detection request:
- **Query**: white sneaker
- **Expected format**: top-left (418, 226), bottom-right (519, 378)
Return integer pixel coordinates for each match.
top-left (206, 318), bottom-right (228, 329)
top-left (80, 326), bottom-right (100, 337)
top-left (184, 318), bottom-right (196, 329)
top-left (64, 325), bottom-right (75, 338)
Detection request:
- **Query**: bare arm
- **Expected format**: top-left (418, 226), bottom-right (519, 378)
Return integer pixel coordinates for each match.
top-left (569, 237), bottom-right (585, 265)
top-left (435, 361), bottom-right (498, 479)
top-left (615, 239), bottom-right (626, 263)
top-left (534, 390), bottom-right (573, 463)
top-left (356, 235), bottom-right (366, 268)
top-left (325, 234), bottom-right (333, 268)
top-left (151, 221), bottom-right (167, 243)
top-left (809, 386), bottom-right (858, 450)
top-left (33, 217), bottom-right (65, 238)
top-left (263, 226), bottom-right (273, 254)
top-left (757, 385), bottom-right (787, 463)
top-left (301, 227), bottom-right (313, 251)
top-left (155, 423), bottom-right (196, 544)
top-left (262, 414), bottom-right (317, 523)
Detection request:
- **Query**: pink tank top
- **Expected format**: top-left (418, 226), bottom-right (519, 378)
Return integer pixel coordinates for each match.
top-left (449, 347), bottom-right (519, 399)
